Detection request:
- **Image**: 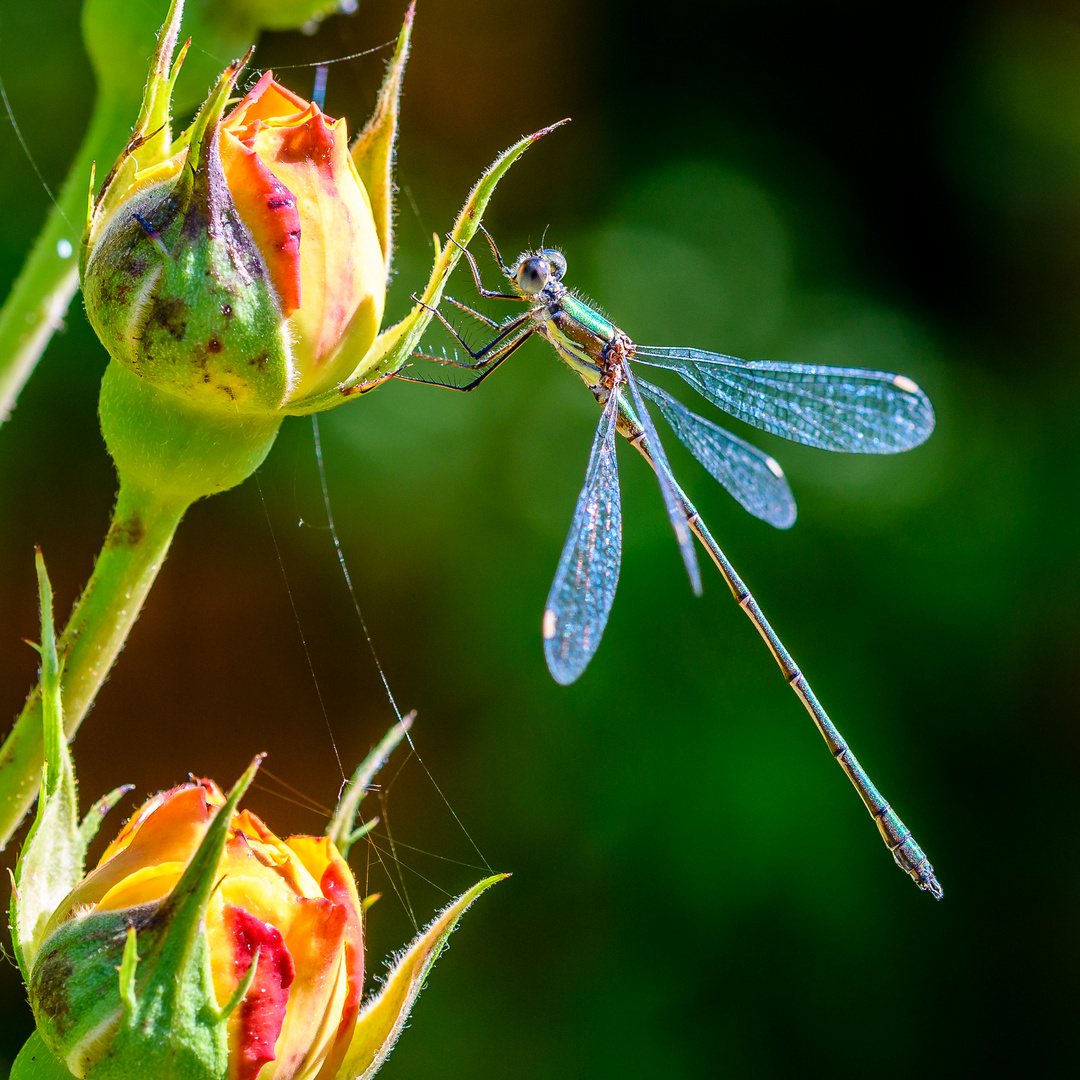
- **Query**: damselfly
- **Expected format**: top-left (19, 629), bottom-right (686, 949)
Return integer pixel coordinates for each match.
top-left (405, 227), bottom-right (942, 899)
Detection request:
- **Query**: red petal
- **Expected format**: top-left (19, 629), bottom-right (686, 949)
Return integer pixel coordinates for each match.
top-left (321, 860), bottom-right (364, 1031)
top-left (219, 129), bottom-right (303, 316)
top-left (225, 904), bottom-right (296, 1080)
top-left (301, 857), bottom-right (364, 1079)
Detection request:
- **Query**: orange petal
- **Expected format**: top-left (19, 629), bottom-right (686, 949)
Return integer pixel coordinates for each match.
top-left (54, 784), bottom-right (216, 923)
top-left (97, 780), bottom-right (220, 865)
top-left (286, 836), bottom-right (365, 1078)
top-left (263, 896), bottom-right (348, 1079)
top-left (246, 112), bottom-right (384, 390)
top-left (314, 861), bottom-right (365, 1077)
top-left (225, 71), bottom-right (311, 131)
top-left (287, 838), bottom-right (364, 1006)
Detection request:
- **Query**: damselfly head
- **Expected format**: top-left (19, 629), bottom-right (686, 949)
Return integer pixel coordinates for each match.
top-left (512, 249), bottom-right (567, 295)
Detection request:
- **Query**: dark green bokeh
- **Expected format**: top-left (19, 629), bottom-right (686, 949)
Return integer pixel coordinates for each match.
top-left (1, 0), bottom-right (1077, 1075)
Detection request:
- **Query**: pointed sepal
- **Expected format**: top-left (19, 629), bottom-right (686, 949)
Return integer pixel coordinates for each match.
top-left (286, 119), bottom-right (570, 414)
top-left (82, 0), bottom-right (189, 276)
top-left (326, 713), bottom-right (414, 859)
top-left (9, 553), bottom-right (123, 980)
top-left (338, 873), bottom-right (508, 1078)
top-left (351, 2), bottom-right (414, 276)
top-left (129, 0), bottom-right (188, 170)
top-left (78, 784), bottom-right (136, 852)
top-left (210, 945), bottom-right (260, 1024)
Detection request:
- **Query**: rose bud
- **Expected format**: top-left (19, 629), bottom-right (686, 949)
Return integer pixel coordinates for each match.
top-left (0, 0), bottom-right (362, 432)
top-left (78, 0), bottom-right (548, 509)
top-left (0, 0), bottom-right (561, 887)
top-left (10, 569), bottom-right (504, 1080)
top-left (76, 0), bottom-right (415, 511)
top-left (13, 653), bottom-right (503, 1080)
top-left (30, 776), bottom-right (367, 1078)
top-left (82, 55), bottom-right (386, 413)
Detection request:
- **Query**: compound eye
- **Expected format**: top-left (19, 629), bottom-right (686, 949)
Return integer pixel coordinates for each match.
top-left (516, 256), bottom-right (550, 295)
top-left (544, 250), bottom-right (567, 281)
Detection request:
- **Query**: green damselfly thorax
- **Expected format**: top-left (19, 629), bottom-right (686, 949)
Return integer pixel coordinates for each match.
top-left (403, 227), bottom-right (942, 899)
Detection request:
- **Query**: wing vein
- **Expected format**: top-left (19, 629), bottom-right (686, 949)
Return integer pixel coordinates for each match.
top-left (543, 393), bottom-right (623, 685)
top-left (634, 346), bottom-right (935, 454)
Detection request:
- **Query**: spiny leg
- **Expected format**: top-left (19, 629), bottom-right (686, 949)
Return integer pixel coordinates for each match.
top-left (398, 327), bottom-right (535, 393)
top-left (620, 405), bottom-right (942, 898)
top-left (478, 224), bottom-right (513, 276)
top-left (444, 294), bottom-right (503, 329)
top-left (402, 224), bottom-right (533, 384)
top-left (411, 293), bottom-right (532, 364)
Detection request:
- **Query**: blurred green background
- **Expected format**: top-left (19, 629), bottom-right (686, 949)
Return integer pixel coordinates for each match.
top-left (1, 0), bottom-right (1077, 1075)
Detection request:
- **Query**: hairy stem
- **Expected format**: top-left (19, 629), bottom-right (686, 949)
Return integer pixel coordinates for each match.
top-left (0, 481), bottom-right (188, 850)
top-left (0, 91), bottom-right (137, 425)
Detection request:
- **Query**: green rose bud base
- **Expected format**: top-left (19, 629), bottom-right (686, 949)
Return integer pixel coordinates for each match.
top-left (99, 360), bottom-right (281, 504)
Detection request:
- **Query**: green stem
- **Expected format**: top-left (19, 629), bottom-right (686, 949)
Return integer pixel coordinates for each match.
top-left (0, 90), bottom-right (138, 425)
top-left (0, 481), bottom-right (189, 851)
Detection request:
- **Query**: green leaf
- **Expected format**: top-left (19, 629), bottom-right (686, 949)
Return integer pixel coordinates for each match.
top-left (339, 874), bottom-right (509, 1078)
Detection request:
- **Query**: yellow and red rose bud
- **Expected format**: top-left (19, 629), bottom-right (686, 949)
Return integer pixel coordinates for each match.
top-left (20, 743), bottom-right (506, 1080)
top-left (11, 618), bottom-right (503, 1079)
top-left (79, 0), bottom-right (551, 510)
top-left (81, 0), bottom-right (413, 425)
top-left (83, 55), bottom-right (385, 414)
top-left (30, 776), bottom-right (364, 1079)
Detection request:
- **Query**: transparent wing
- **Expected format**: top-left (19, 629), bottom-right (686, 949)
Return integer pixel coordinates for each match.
top-left (543, 394), bottom-right (623, 685)
top-left (633, 346), bottom-right (935, 454)
top-left (623, 365), bottom-right (703, 596)
top-left (636, 377), bottom-right (797, 529)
